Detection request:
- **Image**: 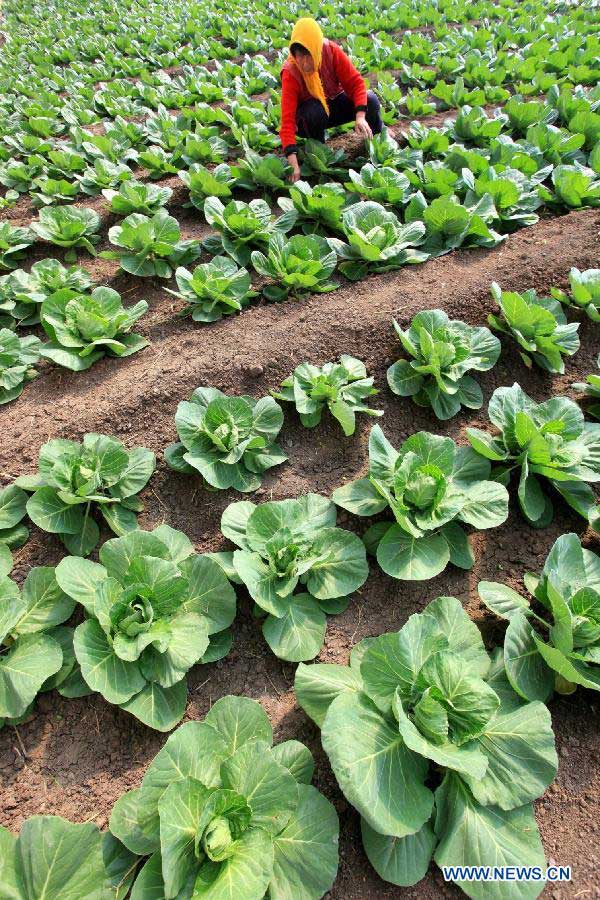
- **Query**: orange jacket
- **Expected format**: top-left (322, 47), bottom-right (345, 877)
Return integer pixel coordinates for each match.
top-left (280, 39), bottom-right (367, 154)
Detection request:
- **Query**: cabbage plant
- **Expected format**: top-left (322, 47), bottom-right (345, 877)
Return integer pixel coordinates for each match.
top-left (30, 206), bottom-right (101, 261)
top-left (0, 566), bottom-right (78, 728)
top-left (299, 138), bottom-right (347, 178)
top-left (38, 286), bottom-right (148, 370)
top-left (251, 233), bottom-right (338, 301)
top-left (55, 525), bottom-right (237, 729)
top-left (273, 355), bottom-right (382, 436)
top-left (165, 386), bottom-right (286, 492)
top-left (277, 180), bottom-right (351, 234)
top-left (16, 433), bottom-right (156, 556)
top-left (0, 258), bottom-right (94, 325)
top-left (328, 201), bottom-right (428, 281)
top-left (0, 222), bottom-right (35, 270)
top-left (462, 167), bottom-right (542, 228)
top-left (178, 162), bottom-right (238, 209)
top-left (165, 256), bottom-right (256, 323)
top-left (345, 164), bottom-right (412, 207)
top-left (1, 816), bottom-right (137, 898)
top-left (333, 425), bottom-right (509, 580)
top-left (550, 163), bottom-right (600, 208)
top-left (110, 695), bottom-right (339, 898)
top-left (387, 310), bottom-right (501, 419)
top-left (0, 328), bottom-right (42, 404)
top-left (0, 485), bottom-right (29, 575)
top-left (77, 158), bottom-right (132, 195)
top-left (404, 192), bottom-right (504, 256)
top-left (550, 266), bottom-right (600, 322)
top-left (295, 595), bottom-right (557, 896)
top-left (203, 196), bottom-right (296, 266)
top-left (104, 209), bottom-right (201, 277)
top-left (488, 282), bottom-right (580, 373)
top-left (234, 141), bottom-right (291, 191)
top-left (479, 533), bottom-right (600, 699)
top-left (574, 354), bottom-right (600, 420)
top-left (221, 494), bottom-right (368, 660)
top-left (467, 383), bottom-right (600, 527)
top-left (103, 180), bottom-right (172, 216)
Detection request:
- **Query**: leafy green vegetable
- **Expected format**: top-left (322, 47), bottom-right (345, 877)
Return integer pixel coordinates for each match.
top-left (0, 258), bottom-right (94, 326)
top-left (328, 201), bottom-right (427, 281)
top-left (551, 164), bottom-right (600, 208)
top-left (0, 223), bottom-right (35, 270)
top-left (573, 354), bottom-right (600, 420)
top-left (0, 566), bottom-right (78, 727)
top-left (404, 192), bottom-right (504, 256)
top-left (16, 433), bottom-right (156, 556)
top-left (345, 164), bottom-right (412, 207)
top-left (77, 158), bottom-right (132, 196)
top-left (299, 138), bottom-right (347, 178)
top-left (0, 484), bottom-right (29, 573)
top-left (30, 206), bottom-right (101, 261)
top-left (251, 233), bottom-right (338, 301)
top-left (0, 328), bottom-right (41, 404)
top-left (273, 355), bottom-right (382, 436)
top-left (104, 209), bottom-right (200, 278)
top-left (178, 163), bottom-right (238, 209)
top-left (165, 256), bottom-right (256, 323)
top-left (55, 524), bottom-right (236, 729)
top-left (235, 140), bottom-right (291, 191)
top-left (550, 267), bottom-right (600, 322)
top-left (38, 287), bottom-right (148, 370)
top-left (221, 494), bottom-right (368, 660)
top-left (488, 282), bottom-right (580, 373)
top-left (295, 595), bottom-right (557, 893)
top-left (466, 382), bottom-right (600, 527)
top-left (103, 180), bottom-right (172, 216)
top-left (0, 816), bottom-right (138, 897)
top-left (479, 532), bottom-right (600, 699)
top-left (203, 196), bottom-right (296, 266)
top-left (110, 695), bottom-right (338, 897)
top-left (165, 386), bottom-right (286, 492)
top-left (333, 424), bottom-right (509, 580)
top-left (387, 310), bottom-right (500, 419)
top-left (277, 180), bottom-right (352, 234)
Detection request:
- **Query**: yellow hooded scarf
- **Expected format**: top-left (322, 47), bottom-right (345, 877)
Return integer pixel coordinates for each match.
top-left (288, 18), bottom-right (330, 116)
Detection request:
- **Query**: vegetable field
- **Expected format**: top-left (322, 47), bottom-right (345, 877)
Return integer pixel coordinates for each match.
top-left (0, 0), bottom-right (599, 897)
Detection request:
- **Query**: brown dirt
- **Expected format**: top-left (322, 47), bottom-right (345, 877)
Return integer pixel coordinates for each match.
top-left (1, 198), bottom-right (599, 895)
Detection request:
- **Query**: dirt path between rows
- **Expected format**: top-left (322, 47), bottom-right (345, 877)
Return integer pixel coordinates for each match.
top-left (1, 207), bottom-right (599, 898)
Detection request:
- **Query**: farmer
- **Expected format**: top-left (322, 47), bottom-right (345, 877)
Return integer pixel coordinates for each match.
top-left (280, 17), bottom-right (383, 182)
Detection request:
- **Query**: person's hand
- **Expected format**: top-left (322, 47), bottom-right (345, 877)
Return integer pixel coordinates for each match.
top-left (287, 153), bottom-right (301, 183)
top-left (354, 112), bottom-right (373, 141)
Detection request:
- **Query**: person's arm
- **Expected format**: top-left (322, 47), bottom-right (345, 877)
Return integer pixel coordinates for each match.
top-left (280, 69), bottom-right (302, 182)
top-left (331, 42), bottom-right (372, 139)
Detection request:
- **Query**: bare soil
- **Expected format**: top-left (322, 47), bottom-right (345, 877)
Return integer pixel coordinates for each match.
top-left (0, 205), bottom-right (599, 898)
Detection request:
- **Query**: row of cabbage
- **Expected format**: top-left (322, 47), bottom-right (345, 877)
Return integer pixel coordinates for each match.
top-left (1, 529), bottom-right (598, 897)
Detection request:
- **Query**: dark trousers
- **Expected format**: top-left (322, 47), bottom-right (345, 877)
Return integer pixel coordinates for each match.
top-left (296, 90), bottom-right (383, 143)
